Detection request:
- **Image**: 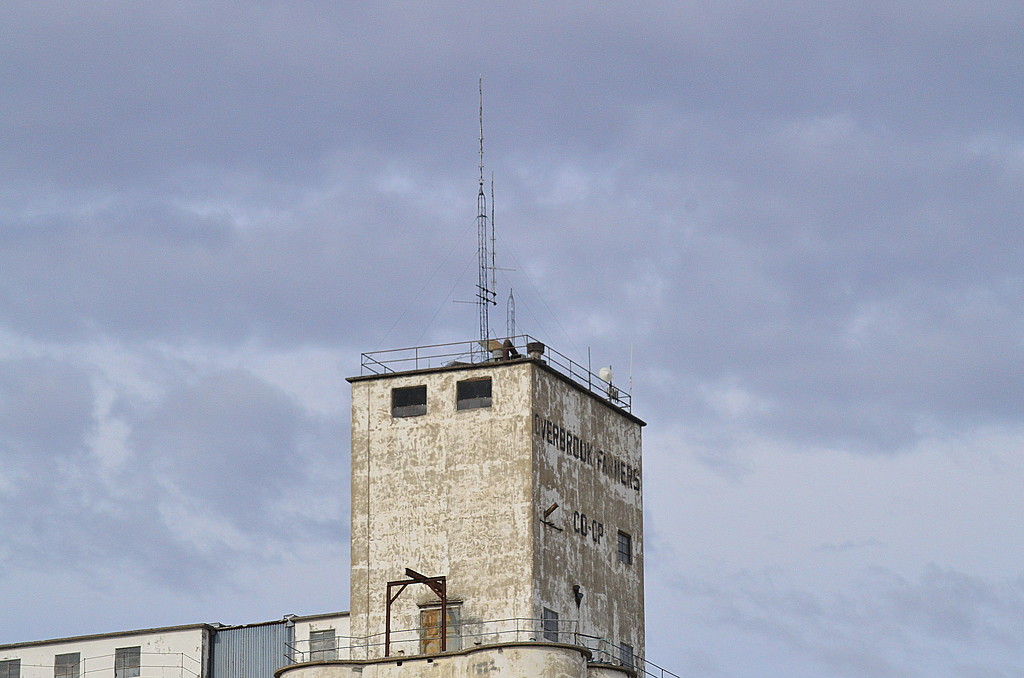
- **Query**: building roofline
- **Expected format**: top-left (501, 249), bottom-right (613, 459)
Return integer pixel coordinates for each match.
top-left (347, 356), bottom-right (646, 426)
top-left (0, 612), bottom-right (350, 651)
top-left (0, 623), bottom-right (214, 651)
top-left (211, 610), bottom-right (349, 632)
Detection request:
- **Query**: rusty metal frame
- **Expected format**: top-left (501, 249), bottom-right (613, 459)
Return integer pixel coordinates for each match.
top-left (385, 568), bottom-right (448, 656)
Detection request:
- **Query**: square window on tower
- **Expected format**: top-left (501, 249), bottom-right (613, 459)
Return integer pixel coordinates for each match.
top-left (619, 643), bottom-right (635, 668)
top-left (617, 530), bottom-right (633, 565)
top-left (392, 385), bottom-right (427, 418)
top-left (541, 608), bottom-right (559, 642)
top-left (456, 377), bottom-right (492, 410)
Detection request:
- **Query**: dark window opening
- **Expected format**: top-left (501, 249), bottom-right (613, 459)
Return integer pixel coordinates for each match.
top-left (309, 629), bottom-right (337, 660)
top-left (0, 660), bottom-right (20, 678)
top-left (114, 647), bottom-right (140, 678)
top-left (541, 607), bottom-right (559, 642)
top-left (55, 654), bottom-right (80, 678)
top-left (617, 530), bottom-right (632, 565)
top-left (457, 378), bottom-right (492, 410)
top-left (392, 385), bottom-right (427, 417)
top-left (619, 643), bottom-right (635, 668)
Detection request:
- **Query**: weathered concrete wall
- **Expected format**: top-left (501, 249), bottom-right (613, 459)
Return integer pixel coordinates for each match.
top-left (276, 643), bottom-right (590, 678)
top-left (531, 366), bottom-right (645, 660)
top-left (587, 664), bottom-right (635, 678)
top-left (348, 358), bottom-right (644, 664)
top-left (349, 363), bottom-right (536, 658)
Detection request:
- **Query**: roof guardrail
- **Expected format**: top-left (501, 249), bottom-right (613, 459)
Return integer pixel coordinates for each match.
top-left (11, 652), bottom-right (200, 678)
top-left (359, 335), bottom-right (631, 411)
top-left (286, 618), bottom-right (677, 676)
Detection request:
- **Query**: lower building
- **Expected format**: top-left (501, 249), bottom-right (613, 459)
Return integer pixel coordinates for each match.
top-left (0, 613), bottom-right (348, 678)
top-left (1, 608), bottom-right (644, 678)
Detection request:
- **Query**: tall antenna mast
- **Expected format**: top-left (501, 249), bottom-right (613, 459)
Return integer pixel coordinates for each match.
top-left (476, 78), bottom-right (496, 347)
top-left (490, 172), bottom-right (497, 314)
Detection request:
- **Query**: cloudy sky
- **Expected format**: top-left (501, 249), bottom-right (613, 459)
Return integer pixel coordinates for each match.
top-left (2, 2), bottom-right (1023, 676)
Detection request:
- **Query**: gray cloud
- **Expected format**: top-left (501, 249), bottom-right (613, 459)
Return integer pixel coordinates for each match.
top-left (0, 356), bottom-right (343, 599)
top-left (0, 358), bottom-right (96, 575)
top-left (130, 369), bottom-right (306, 519)
top-left (657, 565), bottom-right (1024, 677)
top-left (2, 2), bottom-right (1023, 674)
top-left (0, 357), bottom-right (94, 462)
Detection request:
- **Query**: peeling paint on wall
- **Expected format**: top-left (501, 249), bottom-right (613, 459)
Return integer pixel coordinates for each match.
top-left (347, 359), bottom-right (644, 663)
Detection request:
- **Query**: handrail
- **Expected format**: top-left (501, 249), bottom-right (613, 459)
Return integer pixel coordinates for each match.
top-left (359, 335), bottom-right (632, 411)
top-left (10, 652), bottom-right (201, 678)
top-left (284, 618), bottom-right (676, 676)
top-left (287, 616), bottom-right (573, 660)
top-left (578, 635), bottom-right (682, 677)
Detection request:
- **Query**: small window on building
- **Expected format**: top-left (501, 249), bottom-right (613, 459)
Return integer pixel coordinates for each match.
top-left (619, 643), bottom-right (635, 668)
top-left (392, 385), bottom-right (427, 417)
top-left (617, 530), bottom-right (632, 565)
top-left (541, 607), bottom-right (559, 642)
top-left (55, 653), bottom-right (80, 678)
top-left (456, 377), bottom-right (492, 410)
top-left (114, 647), bottom-right (140, 678)
top-left (0, 659), bottom-right (21, 678)
top-left (419, 605), bottom-right (461, 654)
top-left (309, 629), bottom-right (337, 661)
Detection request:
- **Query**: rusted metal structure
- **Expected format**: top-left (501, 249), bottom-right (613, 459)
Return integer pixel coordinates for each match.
top-left (384, 569), bottom-right (448, 656)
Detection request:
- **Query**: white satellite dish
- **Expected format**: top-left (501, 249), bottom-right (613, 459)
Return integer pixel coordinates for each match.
top-left (598, 366), bottom-right (614, 383)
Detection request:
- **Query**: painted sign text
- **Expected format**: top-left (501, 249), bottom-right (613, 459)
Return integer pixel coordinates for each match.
top-left (533, 413), bottom-right (641, 493)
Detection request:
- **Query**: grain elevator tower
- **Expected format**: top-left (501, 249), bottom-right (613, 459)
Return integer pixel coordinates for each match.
top-left (278, 84), bottom-right (646, 678)
top-left (342, 338), bottom-right (645, 675)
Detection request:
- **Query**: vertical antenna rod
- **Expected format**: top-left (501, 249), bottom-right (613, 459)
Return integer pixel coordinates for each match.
top-left (476, 78), bottom-right (496, 347)
top-left (490, 172), bottom-right (497, 316)
top-left (507, 288), bottom-right (516, 339)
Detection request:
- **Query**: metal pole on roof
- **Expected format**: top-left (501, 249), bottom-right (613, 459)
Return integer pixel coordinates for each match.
top-left (476, 77), bottom-right (494, 350)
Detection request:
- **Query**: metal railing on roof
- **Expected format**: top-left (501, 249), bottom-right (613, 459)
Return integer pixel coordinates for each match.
top-left (11, 653), bottom-right (200, 678)
top-left (578, 635), bottom-right (682, 678)
top-left (359, 335), bottom-right (632, 411)
top-left (285, 618), bottom-right (677, 676)
top-left (286, 616), bottom-right (576, 662)
top-left (284, 622), bottom-right (679, 678)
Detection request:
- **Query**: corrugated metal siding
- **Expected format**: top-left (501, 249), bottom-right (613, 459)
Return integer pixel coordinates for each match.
top-left (211, 624), bottom-right (288, 678)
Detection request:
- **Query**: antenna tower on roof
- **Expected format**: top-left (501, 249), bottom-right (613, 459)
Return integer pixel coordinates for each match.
top-left (476, 78), bottom-right (497, 348)
top-left (491, 172), bottom-right (497, 313)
